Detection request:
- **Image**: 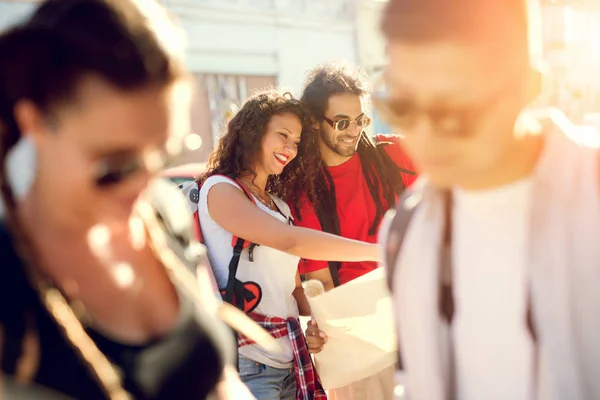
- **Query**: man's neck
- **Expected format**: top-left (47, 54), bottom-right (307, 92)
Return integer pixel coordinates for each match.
top-left (318, 140), bottom-right (353, 167)
top-left (459, 134), bottom-right (543, 191)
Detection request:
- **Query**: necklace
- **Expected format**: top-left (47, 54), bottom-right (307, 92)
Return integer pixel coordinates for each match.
top-left (238, 178), bottom-right (275, 210)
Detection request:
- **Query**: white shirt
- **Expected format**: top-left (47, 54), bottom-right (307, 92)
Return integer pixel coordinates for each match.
top-left (385, 110), bottom-right (600, 400)
top-left (452, 178), bottom-right (535, 400)
top-left (198, 175), bottom-right (299, 369)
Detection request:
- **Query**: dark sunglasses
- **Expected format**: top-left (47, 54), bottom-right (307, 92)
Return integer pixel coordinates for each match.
top-left (373, 73), bottom-right (522, 136)
top-left (323, 115), bottom-right (371, 132)
top-left (93, 150), bottom-right (168, 188)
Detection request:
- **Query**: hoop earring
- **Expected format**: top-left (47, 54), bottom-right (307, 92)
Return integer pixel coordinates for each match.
top-left (6, 136), bottom-right (38, 199)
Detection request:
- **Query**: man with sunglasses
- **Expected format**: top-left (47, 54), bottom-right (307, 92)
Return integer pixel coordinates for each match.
top-left (290, 62), bottom-right (416, 399)
top-left (378, 1), bottom-right (600, 399)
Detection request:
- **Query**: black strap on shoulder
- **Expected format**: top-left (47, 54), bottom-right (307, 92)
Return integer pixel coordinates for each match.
top-left (385, 191), bottom-right (418, 293)
top-left (221, 174), bottom-right (258, 311)
top-left (314, 211), bottom-right (341, 287)
top-left (328, 262), bottom-right (341, 288)
top-left (314, 171), bottom-right (342, 287)
top-left (222, 238), bottom-right (246, 310)
top-left (384, 191), bottom-right (418, 370)
top-left (219, 175), bottom-right (255, 372)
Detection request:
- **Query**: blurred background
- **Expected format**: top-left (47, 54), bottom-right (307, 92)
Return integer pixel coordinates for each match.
top-left (2, 0), bottom-right (600, 168)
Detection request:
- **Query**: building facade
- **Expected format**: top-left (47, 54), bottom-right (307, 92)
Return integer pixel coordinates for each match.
top-left (355, 0), bottom-right (390, 135)
top-left (540, 0), bottom-right (600, 120)
top-left (354, 0), bottom-right (600, 124)
top-left (0, 0), bottom-right (358, 163)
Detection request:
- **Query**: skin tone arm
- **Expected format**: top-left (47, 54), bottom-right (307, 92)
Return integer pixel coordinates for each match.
top-left (305, 269), bottom-right (335, 292)
top-left (292, 270), bottom-right (311, 316)
top-left (207, 183), bottom-right (381, 263)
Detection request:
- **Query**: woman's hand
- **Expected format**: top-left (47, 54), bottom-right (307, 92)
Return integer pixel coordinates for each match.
top-left (305, 319), bottom-right (328, 354)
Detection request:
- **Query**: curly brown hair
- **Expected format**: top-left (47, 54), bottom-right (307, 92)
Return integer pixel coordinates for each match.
top-left (197, 89), bottom-right (322, 212)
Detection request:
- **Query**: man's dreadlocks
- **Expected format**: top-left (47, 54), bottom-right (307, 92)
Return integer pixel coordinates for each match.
top-left (297, 63), bottom-right (412, 284)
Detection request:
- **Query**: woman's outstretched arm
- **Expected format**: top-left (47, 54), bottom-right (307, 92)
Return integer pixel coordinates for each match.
top-left (207, 183), bottom-right (380, 263)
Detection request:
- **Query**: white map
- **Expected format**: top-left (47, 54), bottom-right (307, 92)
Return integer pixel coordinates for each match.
top-left (304, 267), bottom-right (398, 390)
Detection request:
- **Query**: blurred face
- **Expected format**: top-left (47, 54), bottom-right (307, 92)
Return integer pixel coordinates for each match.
top-left (256, 113), bottom-right (302, 177)
top-left (29, 76), bottom-right (190, 228)
top-left (318, 93), bottom-right (370, 165)
top-left (381, 19), bottom-right (532, 189)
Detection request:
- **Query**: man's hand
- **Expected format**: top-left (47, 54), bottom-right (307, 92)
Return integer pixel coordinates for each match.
top-left (305, 319), bottom-right (328, 354)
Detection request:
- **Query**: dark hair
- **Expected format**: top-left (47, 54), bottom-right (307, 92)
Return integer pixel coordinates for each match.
top-left (381, 0), bottom-right (529, 47)
top-left (301, 62), bottom-right (371, 121)
top-left (298, 63), bottom-right (407, 246)
top-left (198, 89), bottom-right (322, 211)
top-left (0, 0), bottom-right (185, 396)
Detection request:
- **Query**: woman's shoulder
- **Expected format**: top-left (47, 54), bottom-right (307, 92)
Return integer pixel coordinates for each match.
top-left (200, 175), bottom-right (242, 194)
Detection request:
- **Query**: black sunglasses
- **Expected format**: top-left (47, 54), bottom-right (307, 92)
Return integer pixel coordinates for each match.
top-left (93, 150), bottom-right (168, 188)
top-left (373, 73), bottom-right (522, 136)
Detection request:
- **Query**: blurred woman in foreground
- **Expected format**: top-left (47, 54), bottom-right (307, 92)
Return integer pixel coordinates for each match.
top-left (0, 0), bottom-right (247, 398)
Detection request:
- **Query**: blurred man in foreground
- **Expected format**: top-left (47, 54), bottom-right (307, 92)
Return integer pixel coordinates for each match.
top-left (378, 1), bottom-right (600, 399)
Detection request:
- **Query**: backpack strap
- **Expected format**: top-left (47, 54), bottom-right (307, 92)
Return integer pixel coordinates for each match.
top-left (314, 200), bottom-right (341, 288)
top-left (218, 175), bottom-right (257, 250)
top-left (222, 237), bottom-right (246, 309)
top-left (384, 190), bottom-right (418, 292)
top-left (180, 175), bottom-right (261, 312)
top-left (383, 190), bottom-right (419, 370)
top-left (328, 262), bottom-right (341, 288)
top-left (184, 174), bottom-right (257, 249)
top-left (312, 168), bottom-right (342, 287)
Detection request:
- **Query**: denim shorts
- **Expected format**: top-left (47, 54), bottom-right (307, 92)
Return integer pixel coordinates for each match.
top-left (238, 354), bottom-right (295, 400)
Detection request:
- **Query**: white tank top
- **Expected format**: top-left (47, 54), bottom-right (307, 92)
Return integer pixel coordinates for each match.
top-left (198, 175), bottom-right (299, 368)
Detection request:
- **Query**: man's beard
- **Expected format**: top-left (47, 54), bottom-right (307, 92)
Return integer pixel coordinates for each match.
top-left (320, 129), bottom-right (360, 158)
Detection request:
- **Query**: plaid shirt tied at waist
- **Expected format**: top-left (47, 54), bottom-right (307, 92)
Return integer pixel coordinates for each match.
top-left (238, 313), bottom-right (327, 400)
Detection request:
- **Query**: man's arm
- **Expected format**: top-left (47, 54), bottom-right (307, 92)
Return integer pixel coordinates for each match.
top-left (305, 268), bottom-right (335, 292)
top-left (293, 270), bottom-right (311, 316)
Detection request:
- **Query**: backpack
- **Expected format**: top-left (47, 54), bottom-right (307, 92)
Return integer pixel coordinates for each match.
top-left (179, 175), bottom-right (262, 314)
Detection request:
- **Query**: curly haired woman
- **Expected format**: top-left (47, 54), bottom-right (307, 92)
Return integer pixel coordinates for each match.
top-left (185, 89), bottom-right (381, 399)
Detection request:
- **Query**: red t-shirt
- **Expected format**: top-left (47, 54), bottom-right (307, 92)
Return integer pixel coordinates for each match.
top-left (290, 134), bottom-right (417, 285)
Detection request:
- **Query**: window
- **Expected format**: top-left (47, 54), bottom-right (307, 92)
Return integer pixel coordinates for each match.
top-left (204, 74), bottom-right (276, 145)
